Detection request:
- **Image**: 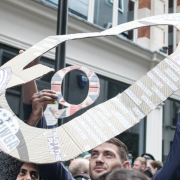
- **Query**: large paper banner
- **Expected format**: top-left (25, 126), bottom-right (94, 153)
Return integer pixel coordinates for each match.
top-left (1, 13), bottom-right (180, 163)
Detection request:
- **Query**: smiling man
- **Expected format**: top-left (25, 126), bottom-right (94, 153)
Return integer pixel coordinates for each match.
top-left (89, 138), bottom-right (130, 180)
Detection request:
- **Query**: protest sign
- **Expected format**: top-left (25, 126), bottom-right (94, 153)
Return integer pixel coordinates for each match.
top-left (0, 13), bottom-right (180, 163)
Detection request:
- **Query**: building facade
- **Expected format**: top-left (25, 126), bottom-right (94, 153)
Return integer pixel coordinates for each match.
top-left (0, 0), bottom-right (180, 163)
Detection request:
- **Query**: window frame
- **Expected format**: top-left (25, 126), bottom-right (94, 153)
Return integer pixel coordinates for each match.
top-left (165, 0), bottom-right (177, 55)
top-left (109, 0), bottom-right (124, 12)
top-left (39, 0), bottom-right (138, 42)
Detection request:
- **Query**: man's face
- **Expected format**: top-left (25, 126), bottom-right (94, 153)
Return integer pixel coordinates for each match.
top-left (16, 163), bottom-right (39, 180)
top-left (133, 160), bottom-right (145, 172)
top-left (89, 142), bottom-right (123, 180)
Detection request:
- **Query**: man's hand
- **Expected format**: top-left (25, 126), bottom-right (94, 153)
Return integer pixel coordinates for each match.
top-left (27, 90), bottom-right (58, 127)
top-left (20, 50), bottom-right (57, 127)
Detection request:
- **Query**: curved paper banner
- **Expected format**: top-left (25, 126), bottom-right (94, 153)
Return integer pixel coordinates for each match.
top-left (50, 66), bottom-right (100, 118)
top-left (0, 13), bottom-right (180, 163)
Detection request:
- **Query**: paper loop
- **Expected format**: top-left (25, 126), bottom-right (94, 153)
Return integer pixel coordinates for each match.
top-left (1, 13), bottom-right (180, 164)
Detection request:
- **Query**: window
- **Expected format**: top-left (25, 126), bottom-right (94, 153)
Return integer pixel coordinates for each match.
top-left (168, 0), bottom-right (175, 55)
top-left (68, 0), bottom-right (89, 20)
top-left (40, 0), bottom-right (137, 41)
top-left (43, 0), bottom-right (89, 20)
top-left (167, 0), bottom-right (179, 55)
top-left (109, 0), bottom-right (124, 12)
top-left (118, 0), bottom-right (135, 40)
top-left (45, 0), bottom-right (58, 6)
top-left (94, 0), bottom-right (113, 28)
top-left (94, 0), bottom-right (136, 41)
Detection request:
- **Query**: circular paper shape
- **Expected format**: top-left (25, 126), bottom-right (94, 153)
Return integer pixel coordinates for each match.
top-left (50, 66), bottom-right (100, 118)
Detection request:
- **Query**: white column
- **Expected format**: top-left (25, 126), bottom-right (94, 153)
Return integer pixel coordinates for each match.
top-left (173, 0), bottom-right (177, 51)
top-left (165, 0), bottom-right (168, 52)
top-left (146, 104), bottom-right (163, 161)
top-left (112, 0), bottom-right (118, 27)
top-left (133, 0), bottom-right (139, 43)
top-left (88, 0), bottom-right (95, 23)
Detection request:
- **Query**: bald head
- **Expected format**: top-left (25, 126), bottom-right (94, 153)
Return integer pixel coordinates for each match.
top-left (69, 158), bottom-right (89, 177)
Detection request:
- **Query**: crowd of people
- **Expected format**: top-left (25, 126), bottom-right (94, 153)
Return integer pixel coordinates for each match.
top-left (67, 150), bottom-right (164, 180)
top-left (1, 51), bottom-right (180, 180)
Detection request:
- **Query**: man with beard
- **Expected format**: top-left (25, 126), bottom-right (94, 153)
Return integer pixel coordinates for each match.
top-left (89, 138), bottom-right (130, 180)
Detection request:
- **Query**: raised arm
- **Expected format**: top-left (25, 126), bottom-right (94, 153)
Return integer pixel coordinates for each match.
top-left (24, 92), bottom-right (74, 180)
top-left (21, 50), bottom-right (57, 127)
top-left (21, 50), bottom-right (74, 180)
top-left (152, 112), bottom-right (180, 180)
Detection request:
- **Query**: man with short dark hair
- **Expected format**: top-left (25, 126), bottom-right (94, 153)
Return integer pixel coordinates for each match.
top-left (148, 161), bottom-right (163, 175)
top-left (16, 163), bottom-right (40, 180)
top-left (69, 158), bottom-right (90, 180)
top-left (89, 138), bottom-right (130, 180)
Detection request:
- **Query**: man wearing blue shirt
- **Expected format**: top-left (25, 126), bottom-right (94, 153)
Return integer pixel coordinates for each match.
top-left (151, 115), bottom-right (180, 180)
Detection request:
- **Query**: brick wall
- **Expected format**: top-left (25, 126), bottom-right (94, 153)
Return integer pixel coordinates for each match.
top-left (138, 27), bottom-right (150, 39)
top-left (139, 0), bottom-right (151, 10)
top-left (178, 0), bottom-right (180, 6)
top-left (138, 0), bottom-right (151, 39)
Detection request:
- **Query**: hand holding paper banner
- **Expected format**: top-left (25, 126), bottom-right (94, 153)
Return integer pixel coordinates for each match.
top-left (0, 13), bottom-right (180, 163)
